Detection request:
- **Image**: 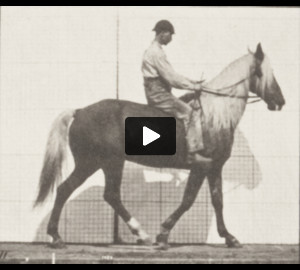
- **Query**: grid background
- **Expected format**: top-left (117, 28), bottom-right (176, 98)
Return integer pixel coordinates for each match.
top-left (0, 7), bottom-right (299, 244)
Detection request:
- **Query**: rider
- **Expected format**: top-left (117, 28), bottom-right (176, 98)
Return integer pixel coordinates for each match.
top-left (142, 20), bottom-right (212, 165)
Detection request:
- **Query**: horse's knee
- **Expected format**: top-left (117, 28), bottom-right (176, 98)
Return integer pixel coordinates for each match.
top-left (211, 190), bottom-right (223, 208)
top-left (212, 200), bottom-right (223, 210)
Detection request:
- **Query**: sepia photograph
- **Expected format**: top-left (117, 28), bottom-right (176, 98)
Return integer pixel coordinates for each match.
top-left (0, 6), bottom-right (299, 264)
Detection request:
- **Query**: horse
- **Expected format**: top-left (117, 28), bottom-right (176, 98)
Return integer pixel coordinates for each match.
top-left (34, 43), bottom-right (285, 250)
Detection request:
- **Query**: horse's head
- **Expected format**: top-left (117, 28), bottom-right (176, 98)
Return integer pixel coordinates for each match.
top-left (250, 43), bottom-right (285, 111)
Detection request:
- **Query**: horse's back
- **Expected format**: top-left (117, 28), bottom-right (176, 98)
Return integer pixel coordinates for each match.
top-left (80, 98), bottom-right (178, 121)
top-left (77, 99), bottom-right (171, 117)
top-left (111, 99), bottom-right (172, 118)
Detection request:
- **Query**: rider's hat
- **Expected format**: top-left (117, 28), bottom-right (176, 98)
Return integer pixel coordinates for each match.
top-left (153, 20), bottom-right (175, 35)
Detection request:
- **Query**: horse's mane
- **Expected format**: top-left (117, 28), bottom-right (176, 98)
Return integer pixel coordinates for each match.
top-left (195, 54), bottom-right (254, 132)
top-left (205, 54), bottom-right (252, 90)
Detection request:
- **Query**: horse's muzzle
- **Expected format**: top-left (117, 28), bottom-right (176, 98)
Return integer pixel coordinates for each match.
top-left (267, 101), bottom-right (283, 111)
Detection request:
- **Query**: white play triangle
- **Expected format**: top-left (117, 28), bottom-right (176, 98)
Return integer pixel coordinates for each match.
top-left (143, 126), bottom-right (161, 146)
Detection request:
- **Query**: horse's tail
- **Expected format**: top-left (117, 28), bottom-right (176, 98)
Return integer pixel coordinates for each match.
top-left (34, 109), bottom-right (76, 207)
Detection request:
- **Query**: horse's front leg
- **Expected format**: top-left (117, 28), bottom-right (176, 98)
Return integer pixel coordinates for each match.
top-left (207, 168), bottom-right (242, 248)
top-left (156, 167), bottom-right (206, 250)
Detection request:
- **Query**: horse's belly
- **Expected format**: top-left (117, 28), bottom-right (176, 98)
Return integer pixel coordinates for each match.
top-left (125, 154), bottom-right (189, 170)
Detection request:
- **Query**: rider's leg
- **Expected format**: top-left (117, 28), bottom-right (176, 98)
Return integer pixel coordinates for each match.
top-left (144, 81), bottom-right (212, 165)
top-left (173, 98), bottom-right (203, 151)
top-left (173, 98), bottom-right (212, 165)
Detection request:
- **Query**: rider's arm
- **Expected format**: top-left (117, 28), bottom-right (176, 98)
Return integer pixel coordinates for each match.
top-left (152, 53), bottom-right (201, 91)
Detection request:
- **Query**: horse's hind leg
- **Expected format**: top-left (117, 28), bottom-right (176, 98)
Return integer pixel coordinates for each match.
top-left (47, 158), bottom-right (100, 248)
top-left (102, 159), bottom-right (151, 245)
top-left (207, 168), bottom-right (242, 248)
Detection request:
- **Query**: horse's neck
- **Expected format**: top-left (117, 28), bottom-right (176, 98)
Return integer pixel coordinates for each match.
top-left (200, 85), bottom-right (248, 132)
top-left (200, 54), bottom-right (254, 133)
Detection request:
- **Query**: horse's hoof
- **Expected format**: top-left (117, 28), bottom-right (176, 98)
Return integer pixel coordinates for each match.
top-left (156, 233), bottom-right (169, 244)
top-left (49, 239), bottom-right (67, 249)
top-left (137, 237), bottom-right (153, 246)
top-left (155, 233), bottom-right (170, 250)
top-left (226, 237), bottom-right (243, 248)
top-left (155, 242), bottom-right (170, 251)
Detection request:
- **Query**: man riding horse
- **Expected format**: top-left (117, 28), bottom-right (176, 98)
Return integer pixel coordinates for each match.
top-left (142, 20), bottom-right (212, 165)
top-left (35, 16), bottom-right (285, 248)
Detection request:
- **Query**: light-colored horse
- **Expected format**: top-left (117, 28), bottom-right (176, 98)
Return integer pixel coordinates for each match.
top-left (35, 43), bottom-right (285, 249)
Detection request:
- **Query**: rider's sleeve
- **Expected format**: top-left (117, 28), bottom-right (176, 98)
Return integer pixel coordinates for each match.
top-left (152, 52), bottom-right (197, 90)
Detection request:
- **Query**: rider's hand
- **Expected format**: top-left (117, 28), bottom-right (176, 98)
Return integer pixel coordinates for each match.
top-left (193, 80), bottom-right (205, 91)
top-left (194, 79), bottom-right (205, 84)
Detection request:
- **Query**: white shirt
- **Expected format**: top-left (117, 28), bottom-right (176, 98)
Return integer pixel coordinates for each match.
top-left (142, 41), bottom-right (197, 90)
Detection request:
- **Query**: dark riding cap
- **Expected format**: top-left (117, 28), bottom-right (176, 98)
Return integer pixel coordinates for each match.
top-left (153, 20), bottom-right (175, 35)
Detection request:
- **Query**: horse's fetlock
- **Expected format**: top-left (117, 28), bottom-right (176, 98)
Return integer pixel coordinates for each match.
top-left (219, 230), bottom-right (229, 238)
top-left (127, 217), bottom-right (142, 235)
top-left (47, 223), bottom-right (56, 235)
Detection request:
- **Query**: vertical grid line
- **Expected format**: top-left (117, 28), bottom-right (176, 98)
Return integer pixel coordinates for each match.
top-left (113, 7), bottom-right (120, 244)
top-left (64, 204), bottom-right (67, 243)
top-left (205, 178), bottom-right (209, 243)
top-left (116, 7), bottom-right (120, 100)
top-left (0, 7), bottom-right (2, 192)
top-left (159, 169), bottom-right (162, 224)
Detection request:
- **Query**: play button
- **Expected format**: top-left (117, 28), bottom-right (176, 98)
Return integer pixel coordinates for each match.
top-left (125, 117), bottom-right (176, 155)
top-left (143, 126), bottom-right (160, 146)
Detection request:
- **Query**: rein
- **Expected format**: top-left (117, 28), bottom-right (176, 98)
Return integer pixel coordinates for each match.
top-left (188, 74), bottom-right (262, 127)
top-left (198, 76), bottom-right (262, 104)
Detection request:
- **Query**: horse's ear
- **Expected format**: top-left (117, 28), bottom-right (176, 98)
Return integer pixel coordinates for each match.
top-left (254, 43), bottom-right (264, 61)
top-left (248, 46), bottom-right (254, 55)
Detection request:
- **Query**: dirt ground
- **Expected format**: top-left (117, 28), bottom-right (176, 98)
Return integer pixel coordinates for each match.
top-left (0, 243), bottom-right (298, 264)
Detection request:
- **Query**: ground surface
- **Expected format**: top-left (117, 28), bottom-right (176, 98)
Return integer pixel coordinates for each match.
top-left (0, 243), bottom-right (298, 264)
